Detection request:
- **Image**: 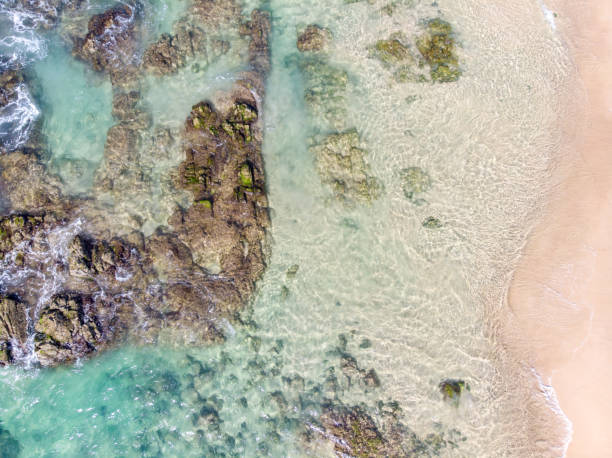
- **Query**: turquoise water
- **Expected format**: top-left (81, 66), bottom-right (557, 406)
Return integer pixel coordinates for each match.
top-left (0, 0), bottom-right (572, 456)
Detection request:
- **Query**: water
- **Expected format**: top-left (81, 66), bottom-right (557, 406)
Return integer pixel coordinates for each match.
top-left (0, 0), bottom-right (572, 456)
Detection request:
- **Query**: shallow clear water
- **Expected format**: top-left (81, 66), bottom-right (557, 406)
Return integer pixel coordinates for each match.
top-left (0, 0), bottom-right (571, 456)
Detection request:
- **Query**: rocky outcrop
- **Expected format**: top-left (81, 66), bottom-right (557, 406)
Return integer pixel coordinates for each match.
top-left (0, 7), bottom-right (272, 367)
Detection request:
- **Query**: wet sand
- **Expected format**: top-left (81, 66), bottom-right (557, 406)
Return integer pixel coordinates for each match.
top-left (506, 0), bottom-right (612, 456)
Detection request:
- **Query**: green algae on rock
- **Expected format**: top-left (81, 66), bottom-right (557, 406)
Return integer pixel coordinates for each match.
top-left (310, 129), bottom-right (382, 205)
top-left (0, 6), bottom-right (272, 367)
top-left (370, 35), bottom-right (414, 66)
top-left (416, 18), bottom-right (461, 83)
top-left (439, 379), bottom-right (470, 406)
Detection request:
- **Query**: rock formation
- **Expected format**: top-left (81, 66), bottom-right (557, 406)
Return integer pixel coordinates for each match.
top-left (0, 4), bottom-right (272, 367)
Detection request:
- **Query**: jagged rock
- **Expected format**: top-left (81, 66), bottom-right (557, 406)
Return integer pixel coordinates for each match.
top-left (0, 213), bottom-right (59, 259)
top-left (319, 405), bottom-right (385, 457)
top-left (297, 24), bottom-right (332, 52)
top-left (170, 94), bottom-right (269, 300)
top-left (0, 295), bottom-right (28, 363)
top-left (0, 8), bottom-right (272, 367)
top-left (0, 151), bottom-right (65, 212)
top-left (72, 4), bottom-right (139, 85)
top-left (310, 129), bottom-right (382, 204)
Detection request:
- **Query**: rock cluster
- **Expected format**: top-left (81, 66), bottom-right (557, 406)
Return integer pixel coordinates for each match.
top-left (0, 3), bottom-right (272, 367)
top-left (369, 18), bottom-right (461, 83)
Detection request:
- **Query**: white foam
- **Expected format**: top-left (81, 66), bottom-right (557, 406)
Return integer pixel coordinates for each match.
top-left (531, 367), bottom-right (573, 457)
top-left (0, 83), bottom-right (40, 151)
top-left (539, 1), bottom-right (557, 32)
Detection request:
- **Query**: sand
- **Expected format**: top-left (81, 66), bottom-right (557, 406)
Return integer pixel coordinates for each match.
top-left (505, 0), bottom-right (612, 456)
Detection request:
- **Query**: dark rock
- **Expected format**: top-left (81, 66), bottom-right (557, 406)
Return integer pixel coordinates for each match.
top-left (72, 4), bottom-right (139, 85)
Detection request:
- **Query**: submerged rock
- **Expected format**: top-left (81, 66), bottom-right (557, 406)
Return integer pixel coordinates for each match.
top-left (370, 35), bottom-right (414, 66)
top-left (291, 55), bottom-right (349, 129)
top-left (416, 18), bottom-right (461, 83)
top-left (401, 166), bottom-right (431, 204)
top-left (297, 24), bottom-right (332, 52)
top-left (310, 129), bottom-right (382, 205)
top-left (439, 379), bottom-right (470, 406)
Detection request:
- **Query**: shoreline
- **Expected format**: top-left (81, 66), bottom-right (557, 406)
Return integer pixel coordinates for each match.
top-left (504, 1), bottom-right (612, 456)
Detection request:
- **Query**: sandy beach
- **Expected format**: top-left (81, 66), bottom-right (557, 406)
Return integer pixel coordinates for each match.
top-left (505, 0), bottom-right (612, 456)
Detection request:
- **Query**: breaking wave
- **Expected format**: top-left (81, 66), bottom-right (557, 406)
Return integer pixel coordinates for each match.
top-left (0, 82), bottom-right (39, 151)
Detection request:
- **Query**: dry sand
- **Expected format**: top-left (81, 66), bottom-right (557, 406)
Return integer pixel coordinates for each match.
top-left (505, 0), bottom-right (612, 456)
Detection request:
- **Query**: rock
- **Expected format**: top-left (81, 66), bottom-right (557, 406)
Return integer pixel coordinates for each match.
top-left (72, 4), bottom-right (139, 84)
top-left (422, 216), bottom-right (443, 229)
top-left (286, 264), bottom-right (299, 278)
top-left (416, 18), bottom-right (461, 83)
top-left (240, 10), bottom-right (271, 75)
top-left (370, 35), bottom-right (414, 66)
top-left (34, 293), bottom-right (108, 366)
top-left (0, 295), bottom-right (28, 362)
top-left (297, 25), bottom-right (332, 52)
top-left (0, 8), bottom-right (273, 368)
top-left (439, 379), bottom-right (470, 406)
top-left (363, 369), bottom-right (381, 388)
top-left (0, 152), bottom-right (65, 213)
top-left (319, 405), bottom-right (386, 457)
top-left (401, 167), bottom-right (431, 203)
top-left (310, 129), bottom-right (382, 204)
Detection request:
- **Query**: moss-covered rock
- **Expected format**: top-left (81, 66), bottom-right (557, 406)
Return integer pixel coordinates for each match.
top-left (370, 36), bottom-right (414, 66)
top-left (311, 130), bottom-right (382, 205)
top-left (320, 405), bottom-right (385, 457)
top-left (416, 18), bottom-right (461, 82)
top-left (439, 379), bottom-right (470, 406)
